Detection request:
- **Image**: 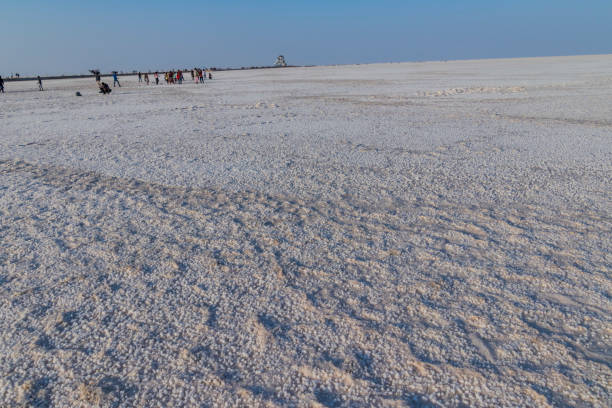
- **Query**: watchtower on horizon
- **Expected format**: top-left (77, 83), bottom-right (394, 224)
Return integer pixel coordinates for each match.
top-left (275, 55), bottom-right (287, 67)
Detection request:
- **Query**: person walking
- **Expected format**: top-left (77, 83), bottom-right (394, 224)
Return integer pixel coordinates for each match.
top-left (0, 75), bottom-right (4, 93)
top-left (112, 71), bottom-right (121, 87)
top-left (138, 72), bottom-right (142, 83)
top-left (37, 76), bottom-right (43, 91)
top-left (154, 72), bottom-right (159, 85)
top-left (144, 73), bottom-right (150, 85)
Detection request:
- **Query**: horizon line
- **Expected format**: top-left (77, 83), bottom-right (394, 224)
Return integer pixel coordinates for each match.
top-left (2, 52), bottom-right (611, 80)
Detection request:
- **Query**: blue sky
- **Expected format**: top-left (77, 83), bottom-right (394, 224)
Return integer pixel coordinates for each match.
top-left (2, 0), bottom-right (611, 76)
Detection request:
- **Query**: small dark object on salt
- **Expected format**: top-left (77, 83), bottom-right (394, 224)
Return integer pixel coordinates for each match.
top-left (76, 91), bottom-right (82, 96)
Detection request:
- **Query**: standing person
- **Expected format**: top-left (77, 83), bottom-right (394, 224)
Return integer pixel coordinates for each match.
top-left (138, 72), bottom-right (142, 83)
top-left (177, 70), bottom-right (183, 84)
top-left (113, 71), bottom-right (121, 87)
top-left (37, 76), bottom-right (43, 91)
top-left (199, 69), bottom-right (204, 83)
top-left (144, 73), bottom-right (150, 85)
top-left (0, 75), bottom-right (4, 93)
top-left (154, 72), bottom-right (159, 85)
top-left (208, 71), bottom-right (212, 80)
top-left (190, 70), bottom-right (194, 81)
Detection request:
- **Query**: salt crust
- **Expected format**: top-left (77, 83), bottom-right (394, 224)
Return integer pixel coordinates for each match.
top-left (0, 55), bottom-right (611, 407)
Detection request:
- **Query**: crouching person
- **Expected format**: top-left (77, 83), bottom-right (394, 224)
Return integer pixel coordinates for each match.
top-left (99, 82), bottom-right (112, 94)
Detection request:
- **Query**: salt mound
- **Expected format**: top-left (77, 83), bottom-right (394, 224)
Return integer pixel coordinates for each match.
top-left (417, 86), bottom-right (526, 97)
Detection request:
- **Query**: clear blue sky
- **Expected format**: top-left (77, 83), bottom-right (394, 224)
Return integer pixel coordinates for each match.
top-left (2, 0), bottom-right (611, 76)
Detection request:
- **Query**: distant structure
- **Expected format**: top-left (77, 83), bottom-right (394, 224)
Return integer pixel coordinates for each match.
top-left (275, 55), bottom-right (287, 67)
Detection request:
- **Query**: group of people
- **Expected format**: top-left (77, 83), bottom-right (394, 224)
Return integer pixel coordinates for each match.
top-left (0, 75), bottom-right (43, 93)
top-left (98, 69), bottom-right (214, 95)
top-left (0, 68), bottom-right (214, 95)
top-left (136, 68), bottom-right (212, 86)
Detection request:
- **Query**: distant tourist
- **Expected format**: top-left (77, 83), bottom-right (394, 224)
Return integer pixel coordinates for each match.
top-left (138, 72), bottom-right (142, 83)
top-left (0, 75), bottom-right (4, 93)
top-left (98, 82), bottom-right (112, 94)
top-left (154, 72), bottom-right (159, 85)
top-left (37, 76), bottom-right (43, 91)
top-left (113, 72), bottom-right (121, 87)
top-left (199, 69), bottom-right (204, 83)
top-left (144, 73), bottom-right (150, 85)
top-left (208, 71), bottom-right (212, 80)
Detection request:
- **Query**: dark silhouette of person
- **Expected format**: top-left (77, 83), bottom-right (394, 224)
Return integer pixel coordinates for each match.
top-left (99, 82), bottom-right (112, 94)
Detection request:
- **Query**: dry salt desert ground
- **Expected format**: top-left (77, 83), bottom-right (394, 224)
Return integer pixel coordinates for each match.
top-left (0, 54), bottom-right (611, 407)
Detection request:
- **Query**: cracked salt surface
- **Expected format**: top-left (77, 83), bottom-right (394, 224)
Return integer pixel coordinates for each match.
top-left (0, 55), bottom-right (611, 407)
